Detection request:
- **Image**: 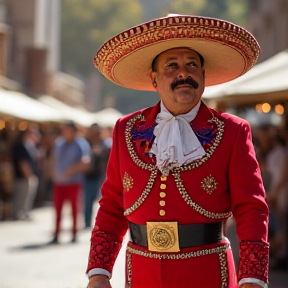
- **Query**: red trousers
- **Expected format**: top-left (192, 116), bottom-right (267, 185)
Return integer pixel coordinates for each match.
top-left (53, 183), bottom-right (81, 236)
top-left (125, 241), bottom-right (238, 288)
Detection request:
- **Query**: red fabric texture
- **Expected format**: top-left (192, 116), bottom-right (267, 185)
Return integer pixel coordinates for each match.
top-left (227, 119), bottom-right (269, 243)
top-left (238, 241), bottom-right (269, 283)
top-left (87, 226), bottom-right (122, 274)
top-left (125, 241), bottom-right (238, 288)
top-left (53, 183), bottom-right (81, 235)
top-left (86, 102), bottom-right (269, 285)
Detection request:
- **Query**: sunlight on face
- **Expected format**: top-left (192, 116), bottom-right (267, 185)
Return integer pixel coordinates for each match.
top-left (151, 48), bottom-right (205, 115)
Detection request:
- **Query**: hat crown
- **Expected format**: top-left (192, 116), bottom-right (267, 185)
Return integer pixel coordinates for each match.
top-left (94, 14), bottom-right (260, 91)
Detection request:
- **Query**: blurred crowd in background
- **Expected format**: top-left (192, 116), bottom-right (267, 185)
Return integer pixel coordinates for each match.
top-left (253, 122), bottom-right (288, 271)
top-left (1, 117), bottom-right (288, 271)
top-left (0, 121), bottom-right (112, 240)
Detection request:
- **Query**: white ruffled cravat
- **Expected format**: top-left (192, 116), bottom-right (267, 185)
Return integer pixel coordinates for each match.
top-left (150, 101), bottom-right (206, 176)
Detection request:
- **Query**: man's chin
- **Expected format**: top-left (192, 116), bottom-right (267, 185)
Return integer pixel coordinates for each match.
top-left (174, 91), bottom-right (196, 100)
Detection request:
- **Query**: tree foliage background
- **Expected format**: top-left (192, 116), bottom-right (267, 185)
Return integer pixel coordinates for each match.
top-left (61, 0), bottom-right (143, 77)
top-left (164, 0), bottom-right (248, 27)
top-left (61, 0), bottom-right (248, 114)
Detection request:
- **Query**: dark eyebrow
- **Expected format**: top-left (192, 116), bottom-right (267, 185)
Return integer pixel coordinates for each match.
top-left (187, 57), bottom-right (199, 61)
top-left (152, 52), bottom-right (204, 72)
top-left (165, 57), bottom-right (177, 63)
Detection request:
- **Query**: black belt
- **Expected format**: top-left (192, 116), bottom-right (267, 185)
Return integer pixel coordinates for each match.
top-left (129, 221), bottom-right (223, 249)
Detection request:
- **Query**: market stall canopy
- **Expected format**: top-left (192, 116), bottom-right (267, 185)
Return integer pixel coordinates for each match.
top-left (0, 89), bottom-right (63, 122)
top-left (38, 95), bottom-right (94, 127)
top-left (90, 108), bottom-right (123, 127)
top-left (203, 49), bottom-right (288, 106)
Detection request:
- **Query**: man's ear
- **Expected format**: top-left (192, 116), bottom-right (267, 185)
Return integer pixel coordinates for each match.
top-left (150, 71), bottom-right (157, 90)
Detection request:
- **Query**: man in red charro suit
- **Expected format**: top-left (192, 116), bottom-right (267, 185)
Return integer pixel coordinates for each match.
top-left (86, 14), bottom-right (269, 288)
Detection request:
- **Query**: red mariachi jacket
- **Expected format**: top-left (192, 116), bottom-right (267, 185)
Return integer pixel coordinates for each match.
top-left (87, 102), bottom-right (269, 286)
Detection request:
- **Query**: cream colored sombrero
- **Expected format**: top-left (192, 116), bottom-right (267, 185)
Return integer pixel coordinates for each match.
top-left (94, 14), bottom-right (260, 91)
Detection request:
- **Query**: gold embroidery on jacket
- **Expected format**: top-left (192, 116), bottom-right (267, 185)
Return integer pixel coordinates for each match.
top-left (201, 175), bottom-right (218, 195)
top-left (124, 113), bottom-right (231, 219)
top-left (179, 116), bottom-right (224, 171)
top-left (124, 169), bottom-right (157, 215)
top-left (123, 172), bottom-right (134, 192)
top-left (172, 168), bottom-right (232, 219)
top-left (126, 114), bottom-right (224, 172)
top-left (127, 244), bottom-right (229, 287)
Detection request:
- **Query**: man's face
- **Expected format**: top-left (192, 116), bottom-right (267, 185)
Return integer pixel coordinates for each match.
top-left (87, 125), bottom-right (101, 142)
top-left (150, 48), bottom-right (205, 115)
top-left (61, 125), bottom-right (76, 142)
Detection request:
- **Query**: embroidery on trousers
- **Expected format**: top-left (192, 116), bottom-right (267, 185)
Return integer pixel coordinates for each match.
top-left (123, 172), bottom-right (134, 192)
top-left (201, 174), bottom-right (218, 195)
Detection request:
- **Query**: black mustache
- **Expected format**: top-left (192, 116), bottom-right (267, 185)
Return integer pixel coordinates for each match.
top-left (171, 77), bottom-right (199, 90)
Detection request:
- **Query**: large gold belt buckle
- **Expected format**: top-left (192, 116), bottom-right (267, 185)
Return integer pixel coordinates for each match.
top-left (147, 221), bottom-right (180, 252)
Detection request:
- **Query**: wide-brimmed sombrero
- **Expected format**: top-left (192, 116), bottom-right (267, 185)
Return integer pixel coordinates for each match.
top-left (94, 14), bottom-right (260, 91)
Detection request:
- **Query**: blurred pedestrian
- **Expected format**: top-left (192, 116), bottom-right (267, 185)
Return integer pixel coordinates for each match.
top-left (40, 131), bottom-right (58, 204)
top-left (84, 123), bottom-right (111, 228)
top-left (50, 121), bottom-right (91, 244)
top-left (257, 126), bottom-right (288, 270)
top-left (11, 127), bottom-right (41, 220)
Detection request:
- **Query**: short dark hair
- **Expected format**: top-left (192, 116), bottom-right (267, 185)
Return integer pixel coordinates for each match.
top-left (62, 120), bottom-right (77, 131)
top-left (151, 50), bottom-right (204, 72)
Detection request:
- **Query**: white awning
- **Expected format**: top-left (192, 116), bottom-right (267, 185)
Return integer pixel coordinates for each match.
top-left (91, 108), bottom-right (123, 127)
top-left (38, 95), bottom-right (123, 127)
top-left (0, 89), bottom-right (63, 122)
top-left (38, 95), bottom-right (94, 127)
top-left (203, 49), bottom-right (288, 104)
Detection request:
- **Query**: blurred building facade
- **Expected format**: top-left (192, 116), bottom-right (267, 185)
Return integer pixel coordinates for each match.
top-left (248, 0), bottom-right (288, 63)
top-left (0, 0), bottom-right (85, 107)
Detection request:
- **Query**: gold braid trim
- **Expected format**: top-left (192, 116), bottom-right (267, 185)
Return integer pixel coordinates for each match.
top-left (180, 116), bottom-right (224, 171)
top-left (124, 113), bottom-right (231, 219)
top-left (126, 244), bottom-right (229, 287)
top-left (124, 169), bottom-right (158, 215)
top-left (172, 168), bottom-right (232, 219)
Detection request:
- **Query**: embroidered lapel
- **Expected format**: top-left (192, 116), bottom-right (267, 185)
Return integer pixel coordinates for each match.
top-left (130, 102), bottom-right (160, 163)
top-left (191, 102), bottom-right (218, 152)
top-left (128, 101), bottom-right (223, 167)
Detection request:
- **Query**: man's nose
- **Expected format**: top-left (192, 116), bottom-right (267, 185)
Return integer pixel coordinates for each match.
top-left (177, 65), bottom-right (191, 78)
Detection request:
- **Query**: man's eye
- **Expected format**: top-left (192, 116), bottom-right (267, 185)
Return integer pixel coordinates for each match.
top-left (167, 63), bottom-right (178, 68)
top-left (188, 62), bottom-right (197, 67)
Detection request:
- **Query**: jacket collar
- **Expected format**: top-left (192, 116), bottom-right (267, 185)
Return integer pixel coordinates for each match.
top-left (130, 100), bottom-right (219, 165)
top-left (141, 100), bottom-right (214, 128)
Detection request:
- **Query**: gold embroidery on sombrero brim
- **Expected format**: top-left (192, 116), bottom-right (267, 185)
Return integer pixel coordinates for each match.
top-left (123, 172), bottom-right (134, 192)
top-left (95, 16), bottom-right (260, 83)
top-left (201, 174), bottom-right (218, 195)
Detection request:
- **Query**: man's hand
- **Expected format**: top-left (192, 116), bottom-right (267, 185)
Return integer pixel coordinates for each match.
top-left (88, 275), bottom-right (112, 288)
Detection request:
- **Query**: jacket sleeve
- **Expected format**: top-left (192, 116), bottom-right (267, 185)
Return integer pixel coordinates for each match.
top-left (228, 120), bottom-right (269, 284)
top-left (86, 119), bottom-right (129, 275)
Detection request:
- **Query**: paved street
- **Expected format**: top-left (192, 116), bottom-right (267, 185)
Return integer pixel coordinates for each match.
top-left (0, 205), bottom-right (126, 288)
top-left (0, 205), bottom-right (287, 288)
